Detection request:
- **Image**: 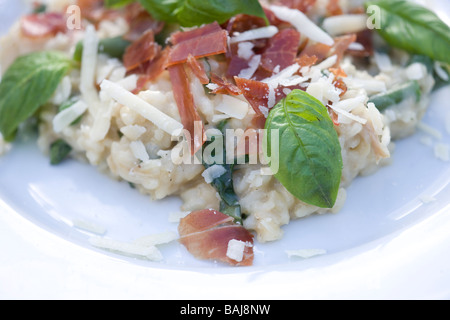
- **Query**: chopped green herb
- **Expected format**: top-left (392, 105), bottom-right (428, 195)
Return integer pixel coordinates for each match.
top-left (50, 139), bottom-right (72, 165)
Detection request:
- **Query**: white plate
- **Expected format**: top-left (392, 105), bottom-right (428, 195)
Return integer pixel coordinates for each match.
top-left (0, 0), bottom-right (449, 300)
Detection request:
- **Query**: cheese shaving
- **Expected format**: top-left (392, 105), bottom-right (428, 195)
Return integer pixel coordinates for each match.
top-left (100, 79), bottom-right (183, 136)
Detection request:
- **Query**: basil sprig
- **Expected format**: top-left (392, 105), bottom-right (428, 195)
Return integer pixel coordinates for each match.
top-left (108, 0), bottom-right (268, 27)
top-left (201, 122), bottom-right (243, 224)
top-left (366, 0), bottom-right (450, 64)
top-left (0, 51), bottom-right (74, 141)
top-left (265, 90), bottom-right (343, 209)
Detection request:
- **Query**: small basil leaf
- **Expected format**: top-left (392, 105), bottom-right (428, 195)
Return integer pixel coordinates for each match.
top-left (365, 0), bottom-right (450, 64)
top-left (265, 90), bottom-right (343, 209)
top-left (369, 80), bottom-right (422, 112)
top-left (0, 51), bottom-right (73, 141)
top-left (50, 139), bottom-right (72, 165)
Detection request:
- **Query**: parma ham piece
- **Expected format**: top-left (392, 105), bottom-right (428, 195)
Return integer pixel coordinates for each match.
top-left (178, 209), bottom-right (254, 266)
top-left (168, 64), bottom-right (205, 155)
top-left (167, 22), bottom-right (228, 66)
top-left (260, 28), bottom-right (301, 72)
top-left (21, 12), bottom-right (67, 39)
top-left (123, 30), bottom-right (161, 72)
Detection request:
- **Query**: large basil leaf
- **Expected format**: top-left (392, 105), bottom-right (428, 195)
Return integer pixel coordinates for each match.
top-left (138, 0), bottom-right (268, 27)
top-left (265, 90), bottom-right (343, 208)
top-left (365, 0), bottom-right (450, 64)
top-left (0, 51), bottom-right (73, 141)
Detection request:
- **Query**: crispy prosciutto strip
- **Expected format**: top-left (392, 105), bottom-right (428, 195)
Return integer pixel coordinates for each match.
top-left (260, 28), bottom-right (301, 72)
top-left (168, 64), bottom-right (205, 155)
top-left (132, 47), bottom-right (170, 93)
top-left (178, 209), bottom-right (254, 266)
top-left (186, 54), bottom-right (209, 85)
top-left (299, 34), bottom-right (357, 66)
top-left (167, 22), bottom-right (228, 66)
top-left (20, 12), bottom-right (67, 39)
top-left (210, 73), bottom-right (243, 96)
top-left (327, 0), bottom-right (344, 16)
top-left (123, 30), bottom-right (161, 72)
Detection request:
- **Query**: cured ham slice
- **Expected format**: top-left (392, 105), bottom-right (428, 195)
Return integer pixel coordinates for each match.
top-left (260, 28), bottom-right (301, 72)
top-left (178, 209), bottom-right (254, 266)
top-left (167, 22), bottom-right (228, 66)
top-left (131, 47), bottom-right (170, 93)
top-left (168, 64), bottom-right (205, 155)
top-left (299, 34), bottom-right (357, 66)
top-left (186, 54), bottom-right (209, 85)
top-left (210, 73), bottom-right (243, 96)
top-left (21, 12), bottom-right (67, 39)
top-left (123, 30), bottom-right (161, 71)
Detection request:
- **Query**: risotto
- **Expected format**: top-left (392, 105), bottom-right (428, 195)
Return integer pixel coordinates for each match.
top-left (0, 0), bottom-right (448, 266)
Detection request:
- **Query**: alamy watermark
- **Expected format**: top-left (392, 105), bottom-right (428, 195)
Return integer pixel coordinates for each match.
top-left (366, 5), bottom-right (382, 30)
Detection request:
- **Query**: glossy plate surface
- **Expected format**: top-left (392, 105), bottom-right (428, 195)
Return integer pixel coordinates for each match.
top-left (0, 0), bottom-right (449, 299)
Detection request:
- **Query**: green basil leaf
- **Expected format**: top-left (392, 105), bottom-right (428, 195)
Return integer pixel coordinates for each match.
top-left (73, 36), bottom-right (131, 62)
top-left (365, 0), bottom-right (450, 64)
top-left (265, 90), bottom-right (343, 209)
top-left (201, 121), bottom-right (242, 224)
top-left (104, 0), bottom-right (135, 8)
top-left (139, 0), bottom-right (268, 27)
top-left (50, 139), bottom-right (72, 165)
top-left (0, 51), bottom-right (73, 141)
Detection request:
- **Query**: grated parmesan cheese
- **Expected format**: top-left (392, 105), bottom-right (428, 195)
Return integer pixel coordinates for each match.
top-left (230, 26), bottom-right (279, 44)
top-left (238, 54), bottom-right (261, 79)
top-left (226, 239), bottom-right (249, 262)
top-left (202, 165), bottom-right (227, 184)
top-left (100, 79), bottom-right (183, 136)
top-left (130, 140), bottom-right (150, 162)
top-left (134, 231), bottom-right (178, 247)
top-left (216, 95), bottom-right (250, 120)
top-left (270, 5), bottom-right (334, 46)
top-left (322, 14), bottom-right (368, 36)
top-left (434, 143), bottom-right (450, 162)
top-left (53, 100), bottom-right (88, 133)
top-left (434, 61), bottom-right (449, 81)
top-left (406, 63), bottom-right (426, 80)
top-left (89, 237), bottom-right (163, 261)
top-left (237, 42), bottom-right (255, 60)
top-left (73, 219), bottom-right (107, 236)
top-left (80, 25), bottom-right (100, 106)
